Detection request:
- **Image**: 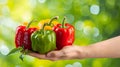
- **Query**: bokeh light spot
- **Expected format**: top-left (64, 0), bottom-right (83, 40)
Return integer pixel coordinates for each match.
top-left (0, 17), bottom-right (18, 30)
top-left (83, 26), bottom-right (99, 37)
top-left (75, 21), bottom-right (84, 31)
top-left (0, 0), bottom-right (7, 4)
top-left (65, 64), bottom-right (73, 67)
top-left (22, 12), bottom-right (31, 21)
top-left (38, 0), bottom-right (46, 3)
top-left (73, 62), bottom-right (82, 67)
top-left (65, 14), bottom-right (74, 23)
top-left (65, 62), bottom-right (82, 67)
top-left (0, 44), bottom-right (9, 55)
top-left (83, 26), bottom-right (92, 35)
top-left (15, 65), bottom-right (20, 67)
top-left (29, 0), bottom-right (36, 8)
top-left (93, 27), bottom-right (99, 37)
top-left (90, 5), bottom-right (100, 15)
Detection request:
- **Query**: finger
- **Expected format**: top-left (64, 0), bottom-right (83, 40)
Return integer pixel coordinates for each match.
top-left (47, 50), bottom-right (65, 58)
top-left (28, 52), bottom-right (47, 59)
top-left (61, 50), bottom-right (81, 60)
top-left (60, 52), bottom-right (78, 60)
top-left (46, 51), bottom-right (77, 60)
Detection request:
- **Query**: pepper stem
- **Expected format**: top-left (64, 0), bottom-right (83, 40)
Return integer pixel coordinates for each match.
top-left (26, 19), bottom-right (38, 29)
top-left (48, 16), bottom-right (59, 25)
top-left (42, 23), bottom-right (48, 30)
top-left (42, 16), bottom-right (59, 30)
top-left (62, 16), bottom-right (66, 28)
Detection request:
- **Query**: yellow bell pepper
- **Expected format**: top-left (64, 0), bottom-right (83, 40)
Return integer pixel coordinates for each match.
top-left (22, 17), bottom-right (59, 30)
top-left (38, 19), bottom-right (59, 30)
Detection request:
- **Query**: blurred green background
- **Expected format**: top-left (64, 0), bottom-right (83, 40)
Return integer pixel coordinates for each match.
top-left (0, 0), bottom-right (120, 67)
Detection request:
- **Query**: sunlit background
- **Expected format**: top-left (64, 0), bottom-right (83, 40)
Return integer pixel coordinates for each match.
top-left (0, 0), bottom-right (120, 67)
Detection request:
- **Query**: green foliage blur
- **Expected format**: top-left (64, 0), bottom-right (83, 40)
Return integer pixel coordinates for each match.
top-left (0, 0), bottom-right (120, 67)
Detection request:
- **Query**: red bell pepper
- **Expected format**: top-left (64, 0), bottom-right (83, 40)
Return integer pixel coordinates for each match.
top-left (7, 20), bottom-right (38, 61)
top-left (15, 20), bottom-right (37, 50)
top-left (53, 17), bottom-right (75, 50)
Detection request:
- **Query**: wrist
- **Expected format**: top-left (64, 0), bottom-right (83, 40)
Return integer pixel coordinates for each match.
top-left (76, 46), bottom-right (92, 59)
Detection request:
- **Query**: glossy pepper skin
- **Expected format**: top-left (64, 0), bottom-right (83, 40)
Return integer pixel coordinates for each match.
top-left (31, 17), bottom-right (58, 54)
top-left (53, 17), bottom-right (75, 50)
top-left (15, 20), bottom-right (37, 50)
top-left (31, 29), bottom-right (56, 54)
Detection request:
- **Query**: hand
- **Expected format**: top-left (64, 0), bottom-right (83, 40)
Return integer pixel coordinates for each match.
top-left (29, 45), bottom-right (86, 61)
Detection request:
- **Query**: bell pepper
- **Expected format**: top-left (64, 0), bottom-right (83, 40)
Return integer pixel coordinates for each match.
top-left (38, 18), bottom-right (59, 30)
top-left (31, 17), bottom-right (58, 54)
top-left (7, 20), bottom-right (38, 61)
top-left (53, 17), bottom-right (75, 50)
top-left (15, 20), bottom-right (38, 50)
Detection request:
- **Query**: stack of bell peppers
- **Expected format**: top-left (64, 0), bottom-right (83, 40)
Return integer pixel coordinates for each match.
top-left (8, 16), bottom-right (75, 60)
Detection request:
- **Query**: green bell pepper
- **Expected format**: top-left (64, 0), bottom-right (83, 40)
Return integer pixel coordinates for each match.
top-left (31, 17), bottom-right (58, 54)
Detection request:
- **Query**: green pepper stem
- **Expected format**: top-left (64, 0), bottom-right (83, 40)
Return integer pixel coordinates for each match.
top-left (26, 19), bottom-right (38, 29)
top-left (42, 23), bottom-right (47, 30)
top-left (62, 16), bottom-right (66, 28)
top-left (42, 23), bottom-right (48, 34)
top-left (42, 16), bottom-right (59, 30)
top-left (48, 16), bottom-right (59, 25)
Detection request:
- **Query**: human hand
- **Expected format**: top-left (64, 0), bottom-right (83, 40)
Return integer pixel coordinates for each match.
top-left (29, 45), bottom-right (87, 61)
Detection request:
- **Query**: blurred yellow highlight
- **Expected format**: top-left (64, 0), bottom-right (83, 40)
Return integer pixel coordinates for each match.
top-left (92, 59), bottom-right (102, 67)
top-left (33, 59), bottom-right (52, 67)
top-left (84, 20), bottom-right (95, 27)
